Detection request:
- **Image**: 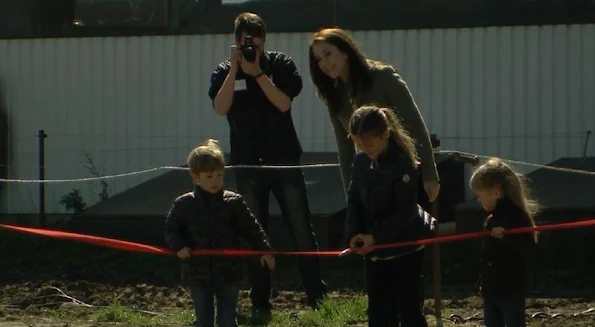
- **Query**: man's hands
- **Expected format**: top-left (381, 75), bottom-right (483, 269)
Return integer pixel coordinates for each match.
top-left (229, 45), bottom-right (242, 73)
top-left (240, 53), bottom-right (262, 77)
top-left (230, 44), bottom-right (262, 77)
top-left (349, 234), bottom-right (375, 255)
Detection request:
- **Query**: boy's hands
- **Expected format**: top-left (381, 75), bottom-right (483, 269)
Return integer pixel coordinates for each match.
top-left (177, 247), bottom-right (191, 259)
top-left (349, 234), bottom-right (375, 255)
top-left (177, 247), bottom-right (275, 270)
top-left (260, 254), bottom-right (275, 270)
top-left (177, 248), bottom-right (276, 270)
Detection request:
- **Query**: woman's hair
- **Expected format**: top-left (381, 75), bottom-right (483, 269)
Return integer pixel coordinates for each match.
top-left (348, 105), bottom-right (419, 166)
top-left (187, 139), bottom-right (225, 175)
top-left (470, 158), bottom-right (540, 242)
top-left (309, 28), bottom-right (382, 113)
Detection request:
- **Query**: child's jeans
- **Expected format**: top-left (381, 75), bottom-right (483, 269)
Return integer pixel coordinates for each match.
top-left (190, 283), bottom-right (240, 327)
top-left (483, 295), bottom-right (526, 327)
top-left (365, 249), bottom-right (428, 327)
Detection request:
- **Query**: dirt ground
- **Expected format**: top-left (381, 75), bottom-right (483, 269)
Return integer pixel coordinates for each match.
top-left (0, 281), bottom-right (594, 326)
top-left (1, 231), bottom-right (594, 326)
top-left (1, 270), bottom-right (594, 326)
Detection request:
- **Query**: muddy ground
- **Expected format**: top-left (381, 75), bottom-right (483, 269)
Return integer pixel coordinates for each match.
top-left (1, 229), bottom-right (594, 326)
top-left (1, 279), bottom-right (594, 326)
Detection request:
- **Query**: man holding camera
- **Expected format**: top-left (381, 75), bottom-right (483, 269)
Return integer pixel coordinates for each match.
top-left (207, 12), bottom-right (328, 319)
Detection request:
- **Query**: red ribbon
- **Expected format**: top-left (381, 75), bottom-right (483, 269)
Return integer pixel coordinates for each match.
top-left (1, 218), bottom-right (594, 257)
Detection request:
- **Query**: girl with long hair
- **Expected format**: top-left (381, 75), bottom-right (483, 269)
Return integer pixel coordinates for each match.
top-left (470, 158), bottom-right (539, 327)
top-left (345, 105), bottom-right (429, 327)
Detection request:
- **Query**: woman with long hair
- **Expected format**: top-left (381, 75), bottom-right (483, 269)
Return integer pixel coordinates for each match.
top-left (309, 28), bottom-right (440, 204)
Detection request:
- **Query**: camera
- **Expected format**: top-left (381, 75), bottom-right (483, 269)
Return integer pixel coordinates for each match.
top-left (240, 35), bottom-right (257, 62)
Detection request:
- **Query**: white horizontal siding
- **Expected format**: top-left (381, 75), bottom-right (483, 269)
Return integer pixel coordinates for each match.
top-left (1, 24), bottom-right (594, 213)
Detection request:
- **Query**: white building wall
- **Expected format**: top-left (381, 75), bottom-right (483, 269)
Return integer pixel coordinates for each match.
top-left (1, 24), bottom-right (594, 214)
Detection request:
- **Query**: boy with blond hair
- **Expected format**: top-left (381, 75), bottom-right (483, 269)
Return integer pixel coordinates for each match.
top-left (164, 139), bottom-right (275, 327)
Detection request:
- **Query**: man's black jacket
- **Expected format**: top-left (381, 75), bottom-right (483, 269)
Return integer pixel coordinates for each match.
top-left (208, 51), bottom-right (303, 165)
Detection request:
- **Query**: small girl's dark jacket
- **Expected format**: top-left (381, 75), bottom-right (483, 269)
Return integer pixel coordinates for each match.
top-left (345, 140), bottom-right (427, 258)
top-left (480, 198), bottom-right (535, 297)
top-left (164, 185), bottom-right (272, 287)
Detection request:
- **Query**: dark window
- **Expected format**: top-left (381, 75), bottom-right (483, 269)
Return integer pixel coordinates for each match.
top-left (0, 0), bottom-right (594, 39)
top-left (74, 0), bottom-right (169, 27)
top-left (165, 0), bottom-right (595, 34)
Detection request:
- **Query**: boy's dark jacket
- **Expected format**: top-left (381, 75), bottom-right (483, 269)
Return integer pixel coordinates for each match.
top-left (345, 140), bottom-right (432, 258)
top-left (164, 185), bottom-right (272, 287)
top-left (479, 198), bottom-right (535, 297)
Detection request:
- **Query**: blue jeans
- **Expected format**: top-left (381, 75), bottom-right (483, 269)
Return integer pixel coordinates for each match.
top-left (483, 296), bottom-right (526, 327)
top-left (190, 284), bottom-right (239, 327)
top-left (235, 168), bottom-right (327, 309)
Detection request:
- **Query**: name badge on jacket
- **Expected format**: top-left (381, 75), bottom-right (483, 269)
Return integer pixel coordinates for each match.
top-left (234, 79), bottom-right (247, 91)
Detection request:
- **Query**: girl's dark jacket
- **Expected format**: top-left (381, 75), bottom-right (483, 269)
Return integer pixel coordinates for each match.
top-left (479, 198), bottom-right (536, 297)
top-left (164, 185), bottom-right (272, 287)
top-left (345, 140), bottom-right (433, 259)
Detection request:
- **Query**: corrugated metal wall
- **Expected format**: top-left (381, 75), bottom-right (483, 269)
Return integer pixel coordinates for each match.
top-left (1, 24), bottom-right (594, 214)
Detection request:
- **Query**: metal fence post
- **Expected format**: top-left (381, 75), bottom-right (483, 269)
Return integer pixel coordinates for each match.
top-left (38, 129), bottom-right (47, 227)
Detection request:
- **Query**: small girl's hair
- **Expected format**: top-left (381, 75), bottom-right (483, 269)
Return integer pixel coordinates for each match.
top-left (470, 158), bottom-right (540, 243)
top-left (348, 105), bottom-right (419, 166)
top-left (187, 139), bottom-right (225, 175)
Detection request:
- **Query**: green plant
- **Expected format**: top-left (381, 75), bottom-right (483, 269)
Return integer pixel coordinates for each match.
top-left (82, 151), bottom-right (109, 201)
top-left (59, 188), bottom-right (87, 214)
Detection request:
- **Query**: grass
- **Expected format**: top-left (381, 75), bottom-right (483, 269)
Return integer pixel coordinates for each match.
top-left (25, 297), bottom-right (368, 327)
top-left (90, 304), bottom-right (193, 326)
top-left (269, 297), bottom-right (368, 327)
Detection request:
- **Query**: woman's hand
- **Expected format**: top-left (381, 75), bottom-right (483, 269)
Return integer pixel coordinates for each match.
top-left (424, 180), bottom-right (440, 203)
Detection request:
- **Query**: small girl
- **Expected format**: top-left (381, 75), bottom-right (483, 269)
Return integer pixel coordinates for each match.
top-left (470, 158), bottom-right (539, 327)
top-left (345, 105), bottom-right (429, 327)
